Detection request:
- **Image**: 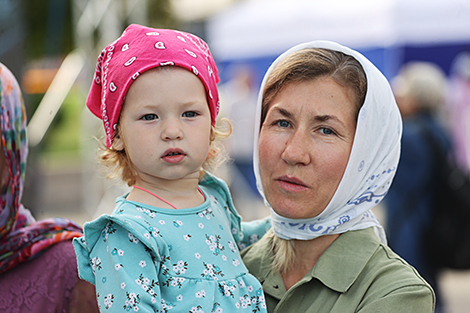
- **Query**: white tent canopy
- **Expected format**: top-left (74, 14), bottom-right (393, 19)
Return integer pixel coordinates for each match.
top-left (207, 0), bottom-right (470, 62)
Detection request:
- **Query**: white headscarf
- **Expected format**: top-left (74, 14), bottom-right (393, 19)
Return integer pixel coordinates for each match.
top-left (253, 41), bottom-right (402, 243)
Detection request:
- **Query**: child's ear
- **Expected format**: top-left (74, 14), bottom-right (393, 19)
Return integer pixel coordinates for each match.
top-left (210, 127), bottom-right (216, 141)
top-left (112, 133), bottom-right (124, 151)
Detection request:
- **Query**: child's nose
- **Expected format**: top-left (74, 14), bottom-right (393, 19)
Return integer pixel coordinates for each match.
top-left (161, 120), bottom-right (183, 140)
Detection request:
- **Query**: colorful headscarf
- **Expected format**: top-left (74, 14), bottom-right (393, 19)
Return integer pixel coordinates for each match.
top-left (253, 41), bottom-right (402, 243)
top-left (0, 62), bottom-right (83, 274)
top-left (87, 24), bottom-right (221, 148)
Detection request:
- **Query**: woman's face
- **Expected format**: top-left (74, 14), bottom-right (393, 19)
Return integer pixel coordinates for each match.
top-left (258, 77), bottom-right (357, 219)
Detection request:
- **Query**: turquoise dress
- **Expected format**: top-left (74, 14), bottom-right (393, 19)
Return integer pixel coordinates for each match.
top-left (73, 173), bottom-right (270, 312)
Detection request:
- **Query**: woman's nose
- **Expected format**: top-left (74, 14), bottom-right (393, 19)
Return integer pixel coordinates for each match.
top-left (161, 119), bottom-right (183, 140)
top-left (281, 130), bottom-right (311, 165)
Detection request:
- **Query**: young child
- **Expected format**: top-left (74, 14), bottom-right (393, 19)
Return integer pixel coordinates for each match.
top-left (73, 24), bottom-right (270, 312)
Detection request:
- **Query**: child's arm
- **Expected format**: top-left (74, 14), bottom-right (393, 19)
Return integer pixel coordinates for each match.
top-left (85, 221), bottom-right (162, 312)
top-left (236, 217), bottom-right (272, 250)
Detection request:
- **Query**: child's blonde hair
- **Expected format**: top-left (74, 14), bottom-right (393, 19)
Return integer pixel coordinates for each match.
top-left (98, 118), bottom-right (232, 186)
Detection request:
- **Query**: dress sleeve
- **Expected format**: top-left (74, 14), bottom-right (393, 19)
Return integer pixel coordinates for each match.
top-left (89, 221), bottom-right (162, 312)
top-left (199, 172), bottom-right (272, 250)
top-left (236, 218), bottom-right (272, 250)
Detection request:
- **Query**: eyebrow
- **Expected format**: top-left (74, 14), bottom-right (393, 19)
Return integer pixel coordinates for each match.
top-left (275, 107), bottom-right (345, 126)
top-left (277, 107), bottom-right (294, 119)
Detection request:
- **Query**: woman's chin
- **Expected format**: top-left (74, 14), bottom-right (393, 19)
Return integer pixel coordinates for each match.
top-left (271, 207), bottom-right (320, 220)
top-left (268, 196), bottom-right (325, 220)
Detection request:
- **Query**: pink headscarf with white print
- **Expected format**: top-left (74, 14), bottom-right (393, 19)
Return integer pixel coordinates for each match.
top-left (87, 24), bottom-right (221, 148)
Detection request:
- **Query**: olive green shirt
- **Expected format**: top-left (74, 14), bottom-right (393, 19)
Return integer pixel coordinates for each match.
top-left (241, 227), bottom-right (435, 313)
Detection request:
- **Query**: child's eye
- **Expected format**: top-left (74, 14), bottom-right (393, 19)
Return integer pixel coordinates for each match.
top-left (141, 114), bottom-right (158, 121)
top-left (182, 111), bottom-right (199, 118)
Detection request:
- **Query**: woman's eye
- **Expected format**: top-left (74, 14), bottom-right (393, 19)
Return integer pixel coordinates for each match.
top-left (141, 114), bottom-right (158, 121)
top-left (319, 127), bottom-right (335, 135)
top-left (275, 120), bottom-right (291, 128)
top-left (183, 111), bottom-right (199, 118)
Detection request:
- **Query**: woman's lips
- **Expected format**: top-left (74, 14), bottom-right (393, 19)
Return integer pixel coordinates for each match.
top-left (275, 175), bottom-right (309, 192)
top-left (161, 148), bottom-right (186, 163)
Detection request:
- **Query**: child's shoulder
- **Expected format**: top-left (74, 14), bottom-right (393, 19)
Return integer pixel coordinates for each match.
top-left (199, 171), bottom-right (241, 224)
top-left (111, 197), bottom-right (162, 229)
top-left (198, 171), bottom-right (231, 199)
top-left (81, 206), bottom-right (161, 257)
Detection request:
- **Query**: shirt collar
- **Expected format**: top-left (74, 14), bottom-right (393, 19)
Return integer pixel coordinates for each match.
top-left (311, 227), bottom-right (380, 292)
top-left (252, 228), bottom-right (380, 294)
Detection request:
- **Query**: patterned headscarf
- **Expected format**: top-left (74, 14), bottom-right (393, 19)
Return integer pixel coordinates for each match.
top-left (253, 41), bottom-right (402, 243)
top-left (87, 24), bottom-right (221, 148)
top-left (0, 62), bottom-right (82, 274)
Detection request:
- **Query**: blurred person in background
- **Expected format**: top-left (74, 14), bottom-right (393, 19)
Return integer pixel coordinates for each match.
top-left (0, 62), bottom-right (98, 312)
top-left (221, 65), bottom-right (265, 218)
top-left (224, 65), bottom-right (259, 193)
top-left (448, 51), bottom-right (470, 173)
top-left (384, 61), bottom-right (450, 313)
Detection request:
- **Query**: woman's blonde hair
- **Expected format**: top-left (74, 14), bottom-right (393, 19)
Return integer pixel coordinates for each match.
top-left (263, 48), bottom-right (367, 273)
top-left (265, 229), bottom-right (297, 273)
top-left (98, 118), bottom-right (231, 186)
top-left (261, 48), bottom-right (367, 127)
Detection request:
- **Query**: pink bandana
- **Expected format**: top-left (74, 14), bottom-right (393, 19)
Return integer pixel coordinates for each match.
top-left (87, 24), bottom-right (221, 147)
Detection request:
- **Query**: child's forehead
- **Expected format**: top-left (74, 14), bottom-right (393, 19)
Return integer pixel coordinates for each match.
top-left (129, 66), bottom-right (205, 92)
top-left (138, 65), bottom-right (191, 77)
top-left (125, 66), bottom-right (208, 106)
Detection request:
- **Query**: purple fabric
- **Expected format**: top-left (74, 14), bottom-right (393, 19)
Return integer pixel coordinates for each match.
top-left (0, 62), bottom-right (83, 274)
top-left (0, 240), bottom-right (99, 312)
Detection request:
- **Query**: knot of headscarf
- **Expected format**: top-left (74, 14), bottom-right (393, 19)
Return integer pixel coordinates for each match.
top-left (86, 24), bottom-right (221, 148)
top-left (0, 63), bottom-right (82, 274)
top-left (253, 41), bottom-right (402, 243)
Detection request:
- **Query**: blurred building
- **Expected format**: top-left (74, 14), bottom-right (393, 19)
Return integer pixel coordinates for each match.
top-left (0, 0), bottom-right (26, 78)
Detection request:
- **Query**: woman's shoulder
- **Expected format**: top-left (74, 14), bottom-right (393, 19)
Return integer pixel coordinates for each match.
top-left (311, 229), bottom-right (434, 312)
top-left (371, 242), bottom-right (433, 289)
top-left (0, 240), bottom-right (83, 312)
top-left (335, 228), bottom-right (432, 284)
top-left (338, 229), bottom-right (435, 311)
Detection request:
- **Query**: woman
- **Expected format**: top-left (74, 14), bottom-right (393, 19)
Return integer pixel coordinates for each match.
top-left (0, 62), bottom-right (98, 312)
top-left (241, 41), bottom-right (435, 312)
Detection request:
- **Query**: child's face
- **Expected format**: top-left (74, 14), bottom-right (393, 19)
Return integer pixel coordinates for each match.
top-left (114, 67), bottom-right (212, 186)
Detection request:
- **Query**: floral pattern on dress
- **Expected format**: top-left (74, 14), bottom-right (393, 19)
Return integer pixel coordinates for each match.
top-left (205, 234), bottom-right (225, 256)
top-left (75, 175), bottom-right (271, 312)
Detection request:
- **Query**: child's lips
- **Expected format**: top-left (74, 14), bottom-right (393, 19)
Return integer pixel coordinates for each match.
top-left (162, 148), bottom-right (186, 163)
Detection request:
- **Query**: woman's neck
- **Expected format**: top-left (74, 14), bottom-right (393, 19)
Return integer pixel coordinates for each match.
top-left (281, 234), bottom-right (339, 290)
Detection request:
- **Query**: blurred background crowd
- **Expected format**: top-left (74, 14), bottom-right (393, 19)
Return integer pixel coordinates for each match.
top-left (1, 0), bottom-right (470, 312)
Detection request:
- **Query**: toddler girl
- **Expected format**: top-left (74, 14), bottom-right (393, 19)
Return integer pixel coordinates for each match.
top-left (73, 24), bottom-right (269, 312)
